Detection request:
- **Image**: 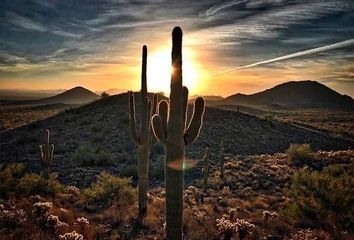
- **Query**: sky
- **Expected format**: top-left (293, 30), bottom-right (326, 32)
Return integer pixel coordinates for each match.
top-left (0, 0), bottom-right (353, 97)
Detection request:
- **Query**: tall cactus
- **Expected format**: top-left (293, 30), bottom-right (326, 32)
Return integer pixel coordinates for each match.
top-left (39, 130), bottom-right (54, 180)
top-left (151, 27), bottom-right (205, 240)
top-left (202, 147), bottom-right (209, 193)
top-left (219, 139), bottom-right (225, 181)
top-left (129, 45), bottom-right (158, 220)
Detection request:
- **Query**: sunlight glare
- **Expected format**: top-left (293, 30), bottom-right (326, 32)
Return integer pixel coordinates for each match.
top-left (147, 47), bottom-right (201, 95)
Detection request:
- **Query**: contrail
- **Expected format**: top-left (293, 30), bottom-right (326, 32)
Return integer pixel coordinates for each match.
top-left (200, 0), bottom-right (248, 17)
top-left (215, 38), bottom-right (354, 76)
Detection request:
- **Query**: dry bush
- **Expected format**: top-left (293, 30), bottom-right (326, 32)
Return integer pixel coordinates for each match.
top-left (145, 195), bottom-right (165, 235)
top-left (0, 164), bottom-right (63, 198)
top-left (83, 171), bottom-right (137, 207)
top-left (286, 144), bottom-right (314, 167)
top-left (285, 164), bottom-right (353, 239)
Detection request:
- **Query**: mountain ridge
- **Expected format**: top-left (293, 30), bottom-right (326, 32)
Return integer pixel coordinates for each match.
top-left (220, 80), bottom-right (354, 110)
top-left (36, 86), bottom-right (100, 105)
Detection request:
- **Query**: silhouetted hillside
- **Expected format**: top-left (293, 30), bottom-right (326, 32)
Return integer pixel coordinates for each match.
top-left (1, 93), bottom-right (352, 185)
top-left (221, 81), bottom-right (354, 110)
top-left (38, 86), bottom-right (99, 105)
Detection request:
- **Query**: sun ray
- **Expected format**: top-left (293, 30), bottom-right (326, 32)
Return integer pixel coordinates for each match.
top-left (147, 47), bottom-right (201, 95)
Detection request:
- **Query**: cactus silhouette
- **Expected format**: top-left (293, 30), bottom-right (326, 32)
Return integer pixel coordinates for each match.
top-left (129, 45), bottom-right (158, 219)
top-left (219, 139), bottom-right (225, 181)
top-left (39, 130), bottom-right (54, 180)
top-left (151, 27), bottom-right (205, 240)
top-left (202, 147), bottom-right (209, 193)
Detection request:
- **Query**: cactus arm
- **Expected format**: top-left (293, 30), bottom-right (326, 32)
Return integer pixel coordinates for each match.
top-left (158, 100), bottom-right (169, 136)
top-left (182, 86), bottom-right (188, 128)
top-left (39, 145), bottom-right (44, 163)
top-left (151, 93), bottom-right (158, 117)
top-left (50, 144), bottom-right (54, 166)
top-left (150, 95), bottom-right (158, 144)
top-left (128, 92), bottom-right (140, 144)
top-left (45, 130), bottom-right (50, 153)
top-left (184, 97), bottom-right (205, 145)
top-left (146, 98), bottom-right (152, 128)
top-left (151, 114), bottom-right (166, 143)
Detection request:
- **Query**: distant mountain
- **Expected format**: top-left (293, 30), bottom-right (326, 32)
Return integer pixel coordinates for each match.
top-left (38, 86), bottom-right (99, 105)
top-left (221, 80), bottom-right (354, 110)
top-left (97, 88), bottom-right (127, 96)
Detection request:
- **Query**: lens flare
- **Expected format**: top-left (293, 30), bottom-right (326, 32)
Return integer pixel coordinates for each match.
top-left (167, 158), bottom-right (200, 171)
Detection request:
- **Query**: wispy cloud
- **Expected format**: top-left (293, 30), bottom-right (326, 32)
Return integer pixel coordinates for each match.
top-left (199, 0), bottom-right (248, 17)
top-left (216, 39), bottom-right (354, 75)
top-left (5, 11), bottom-right (47, 32)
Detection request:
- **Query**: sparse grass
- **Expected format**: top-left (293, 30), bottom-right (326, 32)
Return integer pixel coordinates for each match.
top-left (71, 142), bottom-right (115, 166)
top-left (0, 104), bottom-right (67, 131)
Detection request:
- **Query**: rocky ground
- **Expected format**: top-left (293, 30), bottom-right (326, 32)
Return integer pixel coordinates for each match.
top-left (1, 93), bottom-right (353, 186)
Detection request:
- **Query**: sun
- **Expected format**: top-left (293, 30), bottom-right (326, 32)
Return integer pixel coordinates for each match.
top-left (147, 47), bottom-right (200, 95)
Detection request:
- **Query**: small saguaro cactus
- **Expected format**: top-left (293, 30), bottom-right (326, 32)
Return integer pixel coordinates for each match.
top-left (39, 130), bottom-right (54, 180)
top-left (151, 27), bottom-right (205, 240)
top-left (219, 139), bottom-right (225, 181)
top-left (129, 45), bottom-right (158, 219)
top-left (202, 147), bottom-right (209, 193)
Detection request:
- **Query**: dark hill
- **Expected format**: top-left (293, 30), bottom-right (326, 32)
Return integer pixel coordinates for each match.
top-left (37, 86), bottom-right (99, 105)
top-left (0, 93), bottom-right (352, 185)
top-left (221, 80), bottom-right (354, 110)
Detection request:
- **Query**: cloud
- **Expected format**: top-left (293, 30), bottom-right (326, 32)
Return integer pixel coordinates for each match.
top-left (5, 11), bottom-right (47, 32)
top-left (0, 0), bottom-right (353, 96)
top-left (199, 0), bottom-right (248, 17)
top-left (215, 38), bottom-right (354, 75)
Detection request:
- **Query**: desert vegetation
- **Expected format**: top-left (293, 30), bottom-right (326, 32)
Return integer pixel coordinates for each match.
top-left (0, 26), bottom-right (353, 240)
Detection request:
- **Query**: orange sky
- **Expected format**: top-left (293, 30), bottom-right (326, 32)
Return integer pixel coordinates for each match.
top-left (1, 1), bottom-right (353, 97)
top-left (1, 44), bottom-right (352, 97)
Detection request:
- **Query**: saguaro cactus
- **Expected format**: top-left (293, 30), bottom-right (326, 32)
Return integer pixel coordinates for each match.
top-left (219, 139), bottom-right (225, 181)
top-left (39, 130), bottom-right (54, 180)
top-left (151, 27), bottom-right (205, 240)
top-left (202, 147), bottom-right (209, 193)
top-left (129, 45), bottom-right (158, 219)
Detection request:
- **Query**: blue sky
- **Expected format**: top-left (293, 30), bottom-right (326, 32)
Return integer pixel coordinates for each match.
top-left (0, 0), bottom-right (353, 96)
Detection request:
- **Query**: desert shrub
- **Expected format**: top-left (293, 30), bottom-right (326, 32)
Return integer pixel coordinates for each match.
top-left (285, 164), bottom-right (353, 239)
top-left (286, 144), bottom-right (314, 167)
top-left (83, 172), bottom-right (136, 206)
top-left (71, 143), bottom-right (115, 166)
top-left (0, 163), bottom-right (26, 198)
top-left (120, 164), bottom-right (138, 179)
top-left (18, 173), bottom-right (64, 196)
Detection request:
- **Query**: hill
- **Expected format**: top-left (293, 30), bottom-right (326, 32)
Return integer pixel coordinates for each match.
top-left (37, 86), bottom-right (99, 105)
top-left (220, 80), bottom-right (354, 110)
top-left (0, 92), bottom-right (352, 186)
